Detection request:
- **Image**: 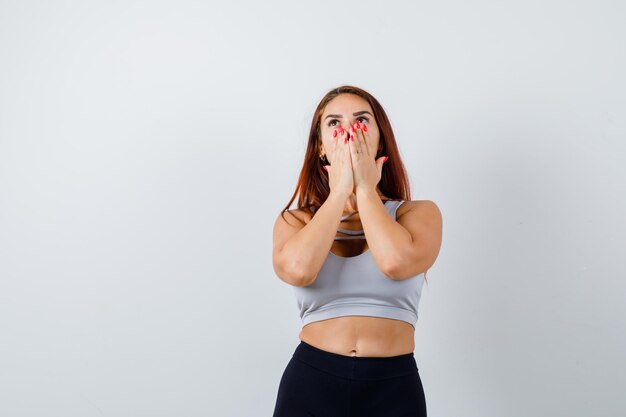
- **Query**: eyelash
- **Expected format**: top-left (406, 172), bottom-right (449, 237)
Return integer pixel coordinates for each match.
top-left (327, 116), bottom-right (369, 127)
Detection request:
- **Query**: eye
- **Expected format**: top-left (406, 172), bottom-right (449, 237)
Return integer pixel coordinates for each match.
top-left (327, 116), bottom-right (370, 127)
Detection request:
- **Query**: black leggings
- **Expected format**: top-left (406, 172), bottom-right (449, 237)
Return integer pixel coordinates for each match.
top-left (272, 340), bottom-right (427, 417)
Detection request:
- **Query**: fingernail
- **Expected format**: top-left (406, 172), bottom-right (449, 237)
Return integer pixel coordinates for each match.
top-left (333, 129), bottom-right (337, 138)
top-left (323, 165), bottom-right (329, 172)
top-left (356, 121), bottom-right (361, 128)
top-left (383, 156), bottom-right (389, 163)
top-left (363, 124), bottom-right (368, 132)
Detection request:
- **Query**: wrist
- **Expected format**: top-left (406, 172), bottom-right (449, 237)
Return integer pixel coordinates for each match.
top-left (355, 186), bottom-right (377, 198)
top-left (328, 191), bottom-right (350, 203)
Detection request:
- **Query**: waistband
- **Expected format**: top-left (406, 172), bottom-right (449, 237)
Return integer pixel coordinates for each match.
top-left (293, 340), bottom-right (418, 381)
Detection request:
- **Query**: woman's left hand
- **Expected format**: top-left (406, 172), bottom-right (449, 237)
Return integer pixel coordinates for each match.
top-left (348, 121), bottom-right (387, 194)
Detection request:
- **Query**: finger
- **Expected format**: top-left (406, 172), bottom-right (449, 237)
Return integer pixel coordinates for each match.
top-left (358, 122), bottom-right (371, 156)
top-left (348, 123), bottom-right (362, 159)
top-left (331, 128), bottom-right (340, 156)
top-left (339, 128), bottom-right (348, 159)
top-left (331, 127), bottom-right (345, 161)
top-left (353, 122), bottom-right (368, 156)
top-left (342, 128), bottom-right (352, 163)
top-left (342, 127), bottom-right (349, 146)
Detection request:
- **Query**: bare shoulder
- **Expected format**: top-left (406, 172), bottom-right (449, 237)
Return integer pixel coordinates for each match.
top-left (273, 207), bottom-right (313, 255)
top-left (393, 199), bottom-right (443, 277)
top-left (274, 207), bottom-right (313, 232)
top-left (397, 199), bottom-right (441, 220)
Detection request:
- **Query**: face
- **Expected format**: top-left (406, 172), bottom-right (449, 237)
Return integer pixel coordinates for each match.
top-left (319, 93), bottom-right (380, 164)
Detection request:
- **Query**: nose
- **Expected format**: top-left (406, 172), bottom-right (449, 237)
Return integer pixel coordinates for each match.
top-left (340, 119), bottom-right (355, 130)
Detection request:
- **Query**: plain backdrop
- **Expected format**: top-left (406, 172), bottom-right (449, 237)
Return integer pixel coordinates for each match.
top-left (0, 1), bottom-right (624, 416)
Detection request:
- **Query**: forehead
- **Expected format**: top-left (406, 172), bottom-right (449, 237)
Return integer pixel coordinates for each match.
top-left (322, 94), bottom-right (372, 116)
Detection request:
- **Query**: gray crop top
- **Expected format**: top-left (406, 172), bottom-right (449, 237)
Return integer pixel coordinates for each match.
top-left (293, 200), bottom-right (425, 329)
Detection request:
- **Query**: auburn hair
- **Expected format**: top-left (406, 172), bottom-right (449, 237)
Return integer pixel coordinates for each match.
top-left (279, 85), bottom-right (429, 282)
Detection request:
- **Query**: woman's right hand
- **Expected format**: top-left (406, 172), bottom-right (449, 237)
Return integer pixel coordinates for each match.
top-left (324, 127), bottom-right (354, 199)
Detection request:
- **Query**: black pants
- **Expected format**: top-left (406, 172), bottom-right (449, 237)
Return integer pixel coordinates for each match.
top-left (272, 340), bottom-right (427, 417)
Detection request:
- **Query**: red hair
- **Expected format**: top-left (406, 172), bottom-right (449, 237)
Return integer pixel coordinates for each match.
top-left (280, 85), bottom-right (412, 223)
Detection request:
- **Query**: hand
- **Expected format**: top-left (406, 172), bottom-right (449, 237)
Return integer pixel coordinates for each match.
top-left (347, 121), bottom-right (387, 194)
top-left (324, 126), bottom-right (354, 198)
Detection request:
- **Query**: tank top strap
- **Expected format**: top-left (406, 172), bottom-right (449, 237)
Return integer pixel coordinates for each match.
top-left (392, 199), bottom-right (406, 220)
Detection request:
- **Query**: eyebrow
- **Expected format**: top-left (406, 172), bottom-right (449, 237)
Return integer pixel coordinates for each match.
top-left (324, 110), bottom-right (373, 120)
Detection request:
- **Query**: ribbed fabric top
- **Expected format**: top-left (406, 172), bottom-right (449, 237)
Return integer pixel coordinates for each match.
top-left (293, 200), bottom-right (425, 329)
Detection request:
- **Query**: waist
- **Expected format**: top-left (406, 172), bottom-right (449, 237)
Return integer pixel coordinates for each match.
top-left (291, 340), bottom-right (418, 381)
top-left (298, 316), bottom-right (415, 357)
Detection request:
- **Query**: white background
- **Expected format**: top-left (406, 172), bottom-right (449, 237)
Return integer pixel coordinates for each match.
top-left (1, 1), bottom-right (624, 416)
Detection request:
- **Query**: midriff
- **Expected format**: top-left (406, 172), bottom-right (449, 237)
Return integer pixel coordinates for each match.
top-left (298, 315), bottom-right (415, 357)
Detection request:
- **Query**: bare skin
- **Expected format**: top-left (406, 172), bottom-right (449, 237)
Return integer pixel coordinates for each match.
top-left (297, 199), bottom-right (417, 358)
top-left (294, 93), bottom-right (419, 357)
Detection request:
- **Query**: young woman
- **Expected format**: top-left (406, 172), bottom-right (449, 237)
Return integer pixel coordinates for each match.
top-left (271, 85), bottom-right (443, 417)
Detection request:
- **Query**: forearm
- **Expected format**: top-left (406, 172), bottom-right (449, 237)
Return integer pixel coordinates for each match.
top-left (281, 192), bottom-right (348, 284)
top-left (356, 187), bottom-right (413, 273)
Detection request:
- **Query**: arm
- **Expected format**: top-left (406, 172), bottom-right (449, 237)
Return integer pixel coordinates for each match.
top-left (272, 192), bottom-right (348, 286)
top-left (356, 188), bottom-right (412, 276)
top-left (357, 189), bottom-right (443, 280)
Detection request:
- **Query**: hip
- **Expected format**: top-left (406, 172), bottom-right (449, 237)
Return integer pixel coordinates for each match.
top-left (272, 340), bottom-right (427, 417)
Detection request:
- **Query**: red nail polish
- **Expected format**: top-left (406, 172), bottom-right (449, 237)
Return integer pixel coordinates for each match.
top-left (363, 124), bottom-right (368, 132)
top-left (350, 125), bottom-right (355, 133)
top-left (333, 129), bottom-right (337, 138)
top-left (356, 121), bottom-right (360, 128)
top-left (383, 156), bottom-right (389, 162)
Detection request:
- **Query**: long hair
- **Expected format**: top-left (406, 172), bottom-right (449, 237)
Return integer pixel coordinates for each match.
top-left (280, 85), bottom-right (412, 220)
top-left (279, 85), bottom-right (429, 281)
